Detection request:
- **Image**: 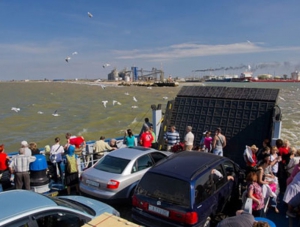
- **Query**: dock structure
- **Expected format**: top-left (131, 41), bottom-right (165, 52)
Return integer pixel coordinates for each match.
top-left (157, 86), bottom-right (280, 166)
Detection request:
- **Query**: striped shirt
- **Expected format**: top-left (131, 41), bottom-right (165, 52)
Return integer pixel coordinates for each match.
top-left (164, 131), bottom-right (180, 146)
top-left (9, 155), bottom-right (36, 172)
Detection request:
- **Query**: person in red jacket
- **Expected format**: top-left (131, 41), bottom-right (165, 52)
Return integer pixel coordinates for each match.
top-left (139, 127), bottom-right (153, 148)
top-left (65, 133), bottom-right (86, 155)
top-left (0, 144), bottom-right (9, 173)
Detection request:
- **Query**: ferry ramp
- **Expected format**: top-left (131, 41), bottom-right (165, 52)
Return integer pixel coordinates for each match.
top-left (158, 86), bottom-right (280, 167)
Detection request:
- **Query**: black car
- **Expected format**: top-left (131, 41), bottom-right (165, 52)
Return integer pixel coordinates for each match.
top-left (132, 151), bottom-right (244, 227)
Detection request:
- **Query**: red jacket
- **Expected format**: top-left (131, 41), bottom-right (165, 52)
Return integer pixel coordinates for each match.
top-left (69, 136), bottom-right (85, 148)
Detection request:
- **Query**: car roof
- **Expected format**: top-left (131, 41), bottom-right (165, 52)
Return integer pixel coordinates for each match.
top-left (107, 146), bottom-right (156, 160)
top-left (0, 190), bottom-right (57, 222)
top-left (149, 151), bottom-right (227, 180)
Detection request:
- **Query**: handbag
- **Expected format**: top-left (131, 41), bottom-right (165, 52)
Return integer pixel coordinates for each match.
top-left (50, 145), bottom-right (61, 164)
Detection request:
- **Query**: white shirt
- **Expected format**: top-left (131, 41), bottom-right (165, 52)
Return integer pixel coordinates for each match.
top-left (184, 132), bottom-right (194, 146)
top-left (270, 153), bottom-right (278, 174)
top-left (50, 143), bottom-right (65, 162)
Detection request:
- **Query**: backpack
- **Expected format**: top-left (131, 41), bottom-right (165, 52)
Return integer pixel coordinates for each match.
top-left (66, 155), bottom-right (77, 173)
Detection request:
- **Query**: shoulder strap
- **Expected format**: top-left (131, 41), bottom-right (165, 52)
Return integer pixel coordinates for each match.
top-left (217, 135), bottom-right (223, 145)
top-left (55, 145), bottom-right (61, 152)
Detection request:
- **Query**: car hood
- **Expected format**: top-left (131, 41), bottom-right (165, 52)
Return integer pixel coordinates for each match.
top-left (58, 195), bottom-right (120, 217)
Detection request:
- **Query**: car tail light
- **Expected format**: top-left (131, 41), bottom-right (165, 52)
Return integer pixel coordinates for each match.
top-left (106, 179), bottom-right (120, 189)
top-left (184, 211), bottom-right (198, 225)
top-left (132, 195), bottom-right (148, 210)
top-left (169, 210), bottom-right (198, 225)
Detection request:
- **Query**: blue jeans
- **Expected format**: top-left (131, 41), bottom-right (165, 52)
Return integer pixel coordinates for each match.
top-left (213, 149), bottom-right (223, 156)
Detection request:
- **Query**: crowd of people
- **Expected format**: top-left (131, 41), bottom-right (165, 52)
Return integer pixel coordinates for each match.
top-left (1, 118), bottom-right (300, 225)
top-left (243, 138), bottom-right (300, 219)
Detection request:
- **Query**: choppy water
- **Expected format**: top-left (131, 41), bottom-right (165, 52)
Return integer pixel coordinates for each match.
top-left (1, 81), bottom-right (300, 153)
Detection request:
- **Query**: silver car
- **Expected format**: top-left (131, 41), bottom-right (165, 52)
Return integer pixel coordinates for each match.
top-left (80, 146), bottom-right (172, 203)
top-left (0, 190), bottom-right (119, 227)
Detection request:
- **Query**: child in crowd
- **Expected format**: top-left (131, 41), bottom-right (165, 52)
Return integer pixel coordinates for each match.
top-left (270, 146), bottom-right (280, 176)
top-left (286, 147), bottom-right (300, 177)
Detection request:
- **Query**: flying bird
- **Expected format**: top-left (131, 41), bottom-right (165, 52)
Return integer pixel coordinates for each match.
top-left (131, 106), bottom-right (138, 109)
top-left (87, 12), bottom-right (93, 18)
top-left (113, 100), bottom-right (121, 105)
top-left (162, 97), bottom-right (168, 100)
top-left (72, 52), bottom-right (78, 55)
top-left (65, 56), bottom-right (71, 62)
top-left (52, 110), bottom-right (59, 117)
top-left (102, 63), bottom-right (110, 68)
top-left (11, 107), bottom-right (20, 112)
top-left (100, 84), bottom-right (106, 89)
top-left (37, 111), bottom-right (44, 114)
top-left (102, 100), bottom-right (108, 108)
top-left (278, 96), bottom-right (285, 101)
top-left (133, 96), bottom-right (138, 102)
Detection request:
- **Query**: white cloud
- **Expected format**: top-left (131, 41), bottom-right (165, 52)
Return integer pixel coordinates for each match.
top-left (114, 42), bottom-right (300, 61)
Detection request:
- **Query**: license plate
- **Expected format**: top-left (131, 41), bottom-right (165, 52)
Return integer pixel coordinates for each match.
top-left (148, 204), bottom-right (169, 217)
top-left (86, 179), bottom-right (100, 187)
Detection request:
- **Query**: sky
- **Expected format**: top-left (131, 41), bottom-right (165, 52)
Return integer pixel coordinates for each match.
top-left (1, 0), bottom-right (300, 81)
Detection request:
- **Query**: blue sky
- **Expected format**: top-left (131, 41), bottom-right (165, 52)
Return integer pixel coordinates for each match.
top-left (1, 0), bottom-right (300, 80)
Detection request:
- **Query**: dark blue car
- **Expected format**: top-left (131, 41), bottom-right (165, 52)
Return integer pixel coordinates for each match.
top-left (132, 151), bottom-right (243, 227)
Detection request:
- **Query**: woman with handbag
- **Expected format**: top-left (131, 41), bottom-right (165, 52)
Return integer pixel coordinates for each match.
top-left (50, 137), bottom-right (65, 182)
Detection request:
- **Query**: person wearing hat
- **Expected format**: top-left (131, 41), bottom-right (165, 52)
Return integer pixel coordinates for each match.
top-left (212, 127), bottom-right (226, 156)
top-left (9, 148), bottom-right (36, 190)
top-left (65, 145), bottom-right (80, 195)
top-left (244, 145), bottom-right (259, 167)
top-left (20, 140), bottom-right (32, 156)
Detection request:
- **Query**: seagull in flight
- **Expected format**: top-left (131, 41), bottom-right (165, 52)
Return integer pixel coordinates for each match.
top-left (278, 96), bottom-right (285, 101)
top-left (163, 96), bottom-right (168, 100)
top-left (52, 110), bottom-right (59, 117)
top-left (133, 96), bottom-right (138, 102)
top-left (113, 100), bottom-right (121, 105)
top-left (87, 12), bottom-right (93, 18)
top-left (131, 106), bottom-right (138, 109)
top-left (11, 107), bottom-right (20, 112)
top-left (37, 111), bottom-right (44, 114)
top-left (72, 52), bottom-right (78, 55)
top-left (100, 84), bottom-right (106, 89)
top-left (65, 56), bottom-right (71, 62)
top-left (103, 63), bottom-right (110, 68)
top-left (102, 100), bottom-right (108, 108)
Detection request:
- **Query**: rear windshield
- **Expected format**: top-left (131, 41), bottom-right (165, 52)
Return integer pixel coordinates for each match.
top-left (94, 155), bottom-right (130, 174)
top-left (136, 172), bottom-right (190, 208)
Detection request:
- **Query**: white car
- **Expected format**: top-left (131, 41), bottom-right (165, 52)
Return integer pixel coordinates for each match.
top-left (80, 146), bottom-right (172, 203)
top-left (0, 190), bottom-right (119, 227)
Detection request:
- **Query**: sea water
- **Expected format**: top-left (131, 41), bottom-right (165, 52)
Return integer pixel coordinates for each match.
top-left (1, 81), bottom-right (299, 152)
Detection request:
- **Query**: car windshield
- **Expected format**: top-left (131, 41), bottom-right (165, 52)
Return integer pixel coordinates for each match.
top-left (94, 155), bottom-right (130, 174)
top-left (47, 196), bottom-right (95, 216)
top-left (136, 172), bottom-right (190, 208)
